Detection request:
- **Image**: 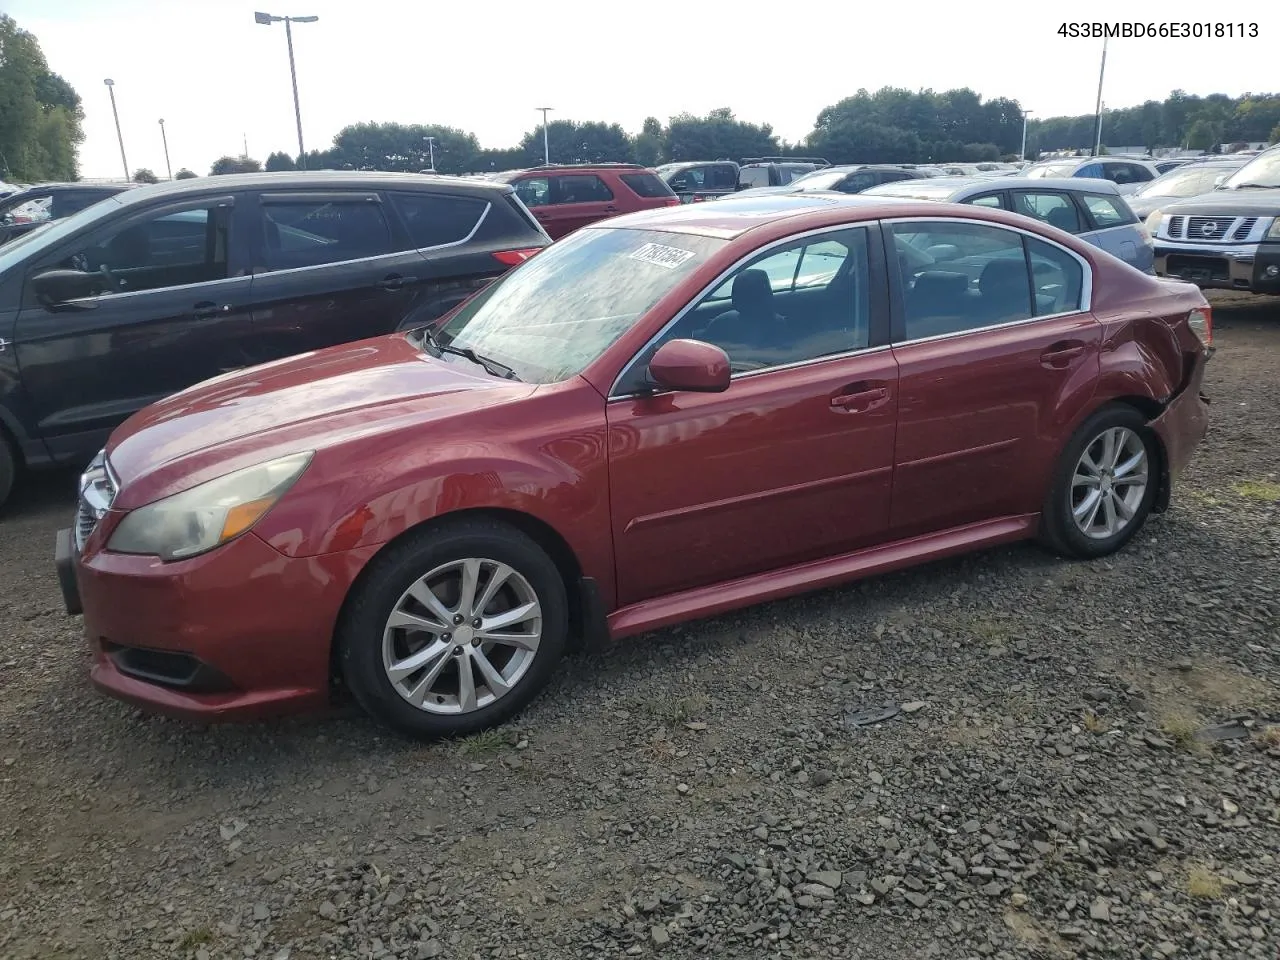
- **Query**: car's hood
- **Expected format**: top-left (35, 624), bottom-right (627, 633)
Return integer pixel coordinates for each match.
top-left (107, 333), bottom-right (536, 508)
top-left (1160, 188), bottom-right (1280, 217)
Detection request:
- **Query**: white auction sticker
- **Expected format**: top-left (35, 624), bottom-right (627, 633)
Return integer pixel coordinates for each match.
top-left (628, 241), bottom-right (697, 269)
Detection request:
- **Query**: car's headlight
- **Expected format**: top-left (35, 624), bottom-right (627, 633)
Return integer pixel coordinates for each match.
top-left (1144, 211), bottom-right (1164, 235)
top-left (108, 452), bottom-right (313, 561)
top-left (1267, 217), bottom-right (1280, 240)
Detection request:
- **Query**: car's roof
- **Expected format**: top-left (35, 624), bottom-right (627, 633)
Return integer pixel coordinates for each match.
top-left (5, 182), bottom-right (132, 197)
top-left (595, 192), bottom-right (1035, 240)
top-left (108, 170), bottom-right (512, 208)
top-left (863, 176), bottom-right (1121, 200)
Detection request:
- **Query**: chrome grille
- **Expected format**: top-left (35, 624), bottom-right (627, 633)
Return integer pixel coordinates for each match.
top-left (74, 453), bottom-right (118, 551)
top-left (1166, 216), bottom-right (1185, 238)
top-left (1231, 217), bottom-right (1259, 241)
top-left (1187, 217), bottom-right (1231, 240)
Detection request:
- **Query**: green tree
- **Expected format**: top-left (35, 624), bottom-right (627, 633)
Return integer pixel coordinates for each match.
top-left (326, 122), bottom-right (480, 173)
top-left (132, 168), bottom-right (158, 183)
top-left (0, 14), bottom-right (84, 180)
top-left (632, 116), bottom-right (664, 166)
top-left (174, 168), bottom-right (198, 179)
top-left (517, 119), bottom-right (633, 165)
top-left (264, 151), bottom-right (296, 171)
top-left (210, 156), bottom-right (262, 175)
top-left (1271, 123), bottom-right (1280, 145)
top-left (666, 108), bottom-right (777, 162)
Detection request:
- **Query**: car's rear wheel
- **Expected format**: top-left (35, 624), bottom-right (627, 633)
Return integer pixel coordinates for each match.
top-left (0, 434), bottom-right (16, 513)
top-left (1041, 404), bottom-right (1158, 559)
top-left (338, 518), bottom-right (568, 739)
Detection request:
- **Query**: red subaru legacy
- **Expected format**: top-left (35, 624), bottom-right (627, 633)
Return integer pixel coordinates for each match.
top-left (55, 194), bottom-right (1212, 739)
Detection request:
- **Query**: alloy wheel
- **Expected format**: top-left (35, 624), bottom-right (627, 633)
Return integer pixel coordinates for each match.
top-left (381, 558), bottom-right (542, 715)
top-left (1070, 426), bottom-right (1149, 540)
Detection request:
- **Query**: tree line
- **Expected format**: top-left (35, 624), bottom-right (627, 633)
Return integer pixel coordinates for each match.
top-left (0, 15), bottom-right (84, 182)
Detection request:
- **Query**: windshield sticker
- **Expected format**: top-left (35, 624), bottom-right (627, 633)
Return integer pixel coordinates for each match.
top-left (628, 242), bottom-right (697, 269)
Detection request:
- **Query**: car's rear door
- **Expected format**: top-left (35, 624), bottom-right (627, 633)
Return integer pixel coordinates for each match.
top-left (243, 188), bottom-right (426, 361)
top-left (884, 217), bottom-right (1102, 538)
top-left (540, 174), bottom-right (616, 238)
top-left (606, 224), bottom-right (899, 606)
top-left (1076, 191), bottom-right (1153, 272)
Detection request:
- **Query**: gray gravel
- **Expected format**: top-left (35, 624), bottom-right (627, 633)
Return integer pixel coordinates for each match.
top-left (1, 292), bottom-right (1278, 960)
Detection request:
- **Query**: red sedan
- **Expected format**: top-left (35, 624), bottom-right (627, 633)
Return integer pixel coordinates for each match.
top-left (55, 194), bottom-right (1213, 738)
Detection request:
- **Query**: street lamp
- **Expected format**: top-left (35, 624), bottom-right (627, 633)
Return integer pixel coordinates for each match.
top-left (158, 118), bottom-right (172, 179)
top-left (1019, 108), bottom-right (1034, 161)
top-left (103, 79), bottom-right (128, 181)
top-left (255, 12), bottom-right (318, 169)
top-left (536, 107), bottom-right (554, 165)
top-left (1091, 37), bottom-right (1108, 156)
top-left (423, 136), bottom-right (436, 172)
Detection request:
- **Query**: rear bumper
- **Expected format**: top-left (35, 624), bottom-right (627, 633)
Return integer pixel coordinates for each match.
top-left (1150, 352), bottom-right (1211, 486)
top-left (1153, 240), bottom-right (1280, 294)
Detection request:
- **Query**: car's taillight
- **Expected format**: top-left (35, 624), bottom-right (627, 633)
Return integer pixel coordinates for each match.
top-left (1188, 305), bottom-right (1212, 348)
top-left (492, 248), bottom-right (542, 266)
top-left (663, 197), bottom-right (680, 206)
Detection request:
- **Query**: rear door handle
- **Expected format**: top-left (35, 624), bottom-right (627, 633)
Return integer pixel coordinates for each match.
top-left (1040, 341), bottom-right (1086, 366)
top-left (193, 301), bottom-right (231, 320)
top-left (377, 274), bottom-right (417, 291)
top-left (830, 385), bottom-right (889, 412)
top-left (604, 205), bottom-right (618, 212)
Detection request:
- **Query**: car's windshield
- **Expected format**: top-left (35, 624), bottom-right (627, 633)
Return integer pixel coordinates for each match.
top-left (1134, 165), bottom-right (1237, 198)
top-left (789, 169), bottom-right (849, 191)
top-left (0, 195), bottom-right (125, 275)
top-left (435, 227), bottom-right (726, 383)
top-left (1220, 149), bottom-right (1280, 189)
top-left (1025, 162), bottom-right (1078, 178)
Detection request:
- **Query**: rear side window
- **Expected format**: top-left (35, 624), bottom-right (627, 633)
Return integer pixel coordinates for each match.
top-left (389, 192), bottom-right (488, 248)
top-left (739, 166), bottom-right (770, 188)
top-left (259, 199), bottom-right (394, 271)
top-left (514, 177), bottom-right (550, 209)
top-left (1025, 236), bottom-right (1085, 315)
top-left (551, 174), bottom-right (614, 204)
top-left (708, 165), bottom-right (739, 189)
top-left (1013, 191), bottom-right (1083, 233)
top-left (966, 193), bottom-right (1007, 209)
top-left (1080, 193), bottom-right (1134, 228)
top-left (620, 173), bottom-right (675, 198)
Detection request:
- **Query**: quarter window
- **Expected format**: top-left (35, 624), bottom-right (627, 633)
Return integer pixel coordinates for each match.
top-left (1025, 237), bottom-right (1085, 316)
top-left (514, 177), bottom-right (550, 209)
top-left (967, 193), bottom-right (1007, 209)
top-left (389, 192), bottom-right (487, 248)
top-left (666, 228), bottom-right (872, 373)
top-left (551, 174), bottom-right (614, 204)
top-left (259, 199), bottom-right (394, 271)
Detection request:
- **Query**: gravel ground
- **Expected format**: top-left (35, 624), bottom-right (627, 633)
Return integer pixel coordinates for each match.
top-left (1, 292), bottom-right (1278, 960)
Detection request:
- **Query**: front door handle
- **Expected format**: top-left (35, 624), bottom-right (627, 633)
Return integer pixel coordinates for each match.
top-left (604, 205), bottom-right (618, 212)
top-left (193, 301), bottom-right (231, 320)
top-left (830, 385), bottom-right (889, 412)
top-left (377, 274), bottom-right (417, 292)
top-left (1040, 341), bottom-right (1086, 367)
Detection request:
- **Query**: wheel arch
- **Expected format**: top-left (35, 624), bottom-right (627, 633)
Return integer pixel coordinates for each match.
top-left (1087, 393), bottom-right (1172, 513)
top-left (328, 505), bottom-right (604, 696)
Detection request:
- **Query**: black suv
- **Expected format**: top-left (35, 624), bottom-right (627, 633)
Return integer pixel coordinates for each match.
top-left (0, 183), bottom-right (134, 246)
top-left (0, 171), bottom-right (550, 510)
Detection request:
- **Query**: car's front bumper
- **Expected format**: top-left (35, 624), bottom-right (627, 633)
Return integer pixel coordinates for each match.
top-left (1153, 239), bottom-right (1280, 294)
top-left (56, 525), bottom-right (377, 722)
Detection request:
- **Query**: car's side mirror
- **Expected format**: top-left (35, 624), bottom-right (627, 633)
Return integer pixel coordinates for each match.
top-left (31, 269), bottom-right (101, 306)
top-left (647, 339), bottom-right (731, 393)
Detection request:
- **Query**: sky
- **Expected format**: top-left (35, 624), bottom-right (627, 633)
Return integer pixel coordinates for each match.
top-left (7, 0), bottom-right (1277, 180)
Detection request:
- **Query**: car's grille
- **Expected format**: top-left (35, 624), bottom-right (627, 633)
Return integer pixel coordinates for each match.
top-left (1167, 216), bottom-right (1185, 239)
top-left (75, 454), bottom-right (118, 552)
top-left (1232, 217), bottom-right (1258, 241)
top-left (1187, 217), bottom-right (1231, 240)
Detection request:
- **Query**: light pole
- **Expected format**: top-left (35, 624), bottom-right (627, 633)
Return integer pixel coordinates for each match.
top-left (423, 136), bottom-right (436, 172)
top-left (536, 106), bottom-right (554, 165)
top-left (158, 119), bottom-right (172, 179)
top-left (1091, 37), bottom-right (1108, 156)
top-left (103, 79), bottom-right (128, 181)
top-left (255, 12), bottom-right (318, 169)
top-left (1019, 108), bottom-right (1034, 161)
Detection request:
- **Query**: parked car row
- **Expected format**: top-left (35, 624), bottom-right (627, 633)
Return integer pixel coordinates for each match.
top-left (53, 190), bottom-right (1213, 739)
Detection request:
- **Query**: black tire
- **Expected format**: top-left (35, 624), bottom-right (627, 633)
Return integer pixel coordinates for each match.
top-left (337, 517), bottom-right (568, 740)
top-left (1040, 404), bottom-right (1159, 560)
top-left (0, 434), bottom-right (16, 514)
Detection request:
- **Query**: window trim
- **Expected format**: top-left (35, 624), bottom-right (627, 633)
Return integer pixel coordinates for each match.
top-left (883, 215), bottom-right (1094, 348)
top-left (608, 222), bottom-right (889, 400)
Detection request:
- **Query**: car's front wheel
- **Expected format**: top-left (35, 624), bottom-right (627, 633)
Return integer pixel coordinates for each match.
top-left (338, 518), bottom-right (568, 739)
top-left (1041, 404), bottom-right (1159, 559)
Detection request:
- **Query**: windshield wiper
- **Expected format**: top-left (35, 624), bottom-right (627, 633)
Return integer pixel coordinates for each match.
top-left (1228, 183), bottom-right (1280, 189)
top-left (419, 328), bottom-right (520, 381)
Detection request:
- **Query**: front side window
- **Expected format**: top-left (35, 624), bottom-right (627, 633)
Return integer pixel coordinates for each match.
top-left (513, 177), bottom-right (550, 209)
top-left (389, 192), bottom-right (487, 248)
top-left (50, 204), bottom-right (230, 296)
top-left (436, 227), bottom-right (726, 384)
top-left (259, 199), bottom-right (394, 271)
top-left (664, 229), bottom-right (871, 374)
top-left (551, 175), bottom-right (613, 204)
top-left (667, 167), bottom-right (705, 191)
top-left (1013, 191), bottom-right (1083, 233)
top-left (1080, 193), bottom-right (1133, 228)
top-left (708, 165), bottom-right (739, 189)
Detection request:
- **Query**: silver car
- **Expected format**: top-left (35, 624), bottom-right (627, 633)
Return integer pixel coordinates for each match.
top-left (861, 176), bottom-right (1155, 273)
top-left (1021, 156), bottom-right (1161, 195)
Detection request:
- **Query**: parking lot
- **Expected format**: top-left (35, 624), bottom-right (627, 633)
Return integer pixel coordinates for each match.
top-left (0, 293), bottom-right (1277, 960)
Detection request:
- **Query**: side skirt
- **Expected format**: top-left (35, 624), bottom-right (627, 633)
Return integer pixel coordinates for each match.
top-left (606, 514), bottom-right (1040, 642)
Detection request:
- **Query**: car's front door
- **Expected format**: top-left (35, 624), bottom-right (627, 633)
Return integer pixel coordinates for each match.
top-left (244, 189), bottom-right (425, 361)
top-left (885, 217), bottom-right (1101, 538)
top-left (538, 174), bottom-right (616, 239)
top-left (606, 225), bottom-right (899, 606)
top-left (12, 194), bottom-right (253, 462)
